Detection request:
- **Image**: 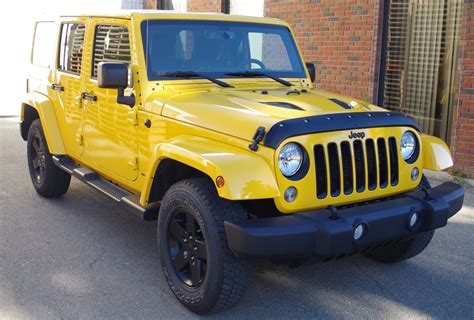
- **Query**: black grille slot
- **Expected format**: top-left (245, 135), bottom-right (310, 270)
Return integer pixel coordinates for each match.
top-left (366, 139), bottom-right (377, 190)
top-left (377, 138), bottom-right (389, 188)
top-left (388, 137), bottom-right (399, 186)
top-left (353, 140), bottom-right (365, 192)
top-left (327, 143), bottom-right (341, 197)
top-left (341, 142), bottom-right (354, 194)
top-left (314, 145), bottom-right (327, 199)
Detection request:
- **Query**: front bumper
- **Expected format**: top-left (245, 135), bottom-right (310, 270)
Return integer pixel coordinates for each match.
top-left (224, 182), bottom-right (464, 258)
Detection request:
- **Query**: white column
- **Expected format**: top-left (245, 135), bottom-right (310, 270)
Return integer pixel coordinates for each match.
top-left (229, 0), bottom-right (264, 17)
top-left (121, 0), bottom-right (144, 9)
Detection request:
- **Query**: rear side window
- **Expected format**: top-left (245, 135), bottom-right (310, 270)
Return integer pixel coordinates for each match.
top-left (58, 23), bottom-right (86, 74)
top-left (92, 25), bottom-right (131, 78)
top-left (32, 22), bottom-right (56, 67)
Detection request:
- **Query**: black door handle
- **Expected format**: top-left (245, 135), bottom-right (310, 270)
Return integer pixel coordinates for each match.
top-left (51, 83), bottom-right (64, 91)
top-left (81, 92), bottom-right (97, 101)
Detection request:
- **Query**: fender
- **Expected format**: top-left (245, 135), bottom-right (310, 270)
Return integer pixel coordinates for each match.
top-left (21, 93), bottom-right (66, 155)
top-left (140, 136), bottom-right (280, 206)
top-left (421, 134), bottom-right (453, 171)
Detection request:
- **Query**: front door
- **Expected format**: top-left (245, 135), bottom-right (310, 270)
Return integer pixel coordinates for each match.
top-left (53, 20), bottom-right (87, 156)
top-left (82, 20), bottom-right (138, 181)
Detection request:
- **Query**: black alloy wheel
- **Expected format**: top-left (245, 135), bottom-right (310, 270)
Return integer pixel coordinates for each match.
top-left (30, 132), bottom-right (47, 184)
top-left (26, 119), bottom-right (71, 197)
top-left (168, 210), bottom-right (208, 288)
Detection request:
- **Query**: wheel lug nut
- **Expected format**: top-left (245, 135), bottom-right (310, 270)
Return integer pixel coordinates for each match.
top-left (194, 246), bottom-right (197, 251)
top-left (189, 235), bottom-right (193, 240)
top-left (191, 256), bottom-right (195, 260)
top-left (183, 238), bottom-right (187, 243)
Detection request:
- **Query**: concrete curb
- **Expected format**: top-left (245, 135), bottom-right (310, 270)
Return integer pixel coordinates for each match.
top-left (424, 169), bottom-right (474, 188)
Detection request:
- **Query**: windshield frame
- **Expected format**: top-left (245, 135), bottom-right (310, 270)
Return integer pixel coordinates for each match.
top-left (140, 19), bottom-right (307, 81)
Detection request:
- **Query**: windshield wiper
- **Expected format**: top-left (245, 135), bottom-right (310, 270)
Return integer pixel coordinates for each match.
top-left (224, 71), bottom-right (294, 87)
top-left (154, 71), bottom-right (234, 88)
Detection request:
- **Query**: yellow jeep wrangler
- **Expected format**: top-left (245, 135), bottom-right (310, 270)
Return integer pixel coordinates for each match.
top-left (22, 11), bottom-right (464, 314)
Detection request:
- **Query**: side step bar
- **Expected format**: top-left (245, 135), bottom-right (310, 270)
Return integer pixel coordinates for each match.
top-left (52, 156), bottom-right (158, 221)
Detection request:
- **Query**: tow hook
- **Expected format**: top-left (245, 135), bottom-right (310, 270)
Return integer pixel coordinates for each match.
top-left (328, 205), bottom-right (339, 220)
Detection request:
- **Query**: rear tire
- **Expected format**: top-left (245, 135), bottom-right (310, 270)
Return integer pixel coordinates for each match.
top-left (157, 178), bottom-right (253, 314)
top-left (27, 119), bottom-right (71, 198)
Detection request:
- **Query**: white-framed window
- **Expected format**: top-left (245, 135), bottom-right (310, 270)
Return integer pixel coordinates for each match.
top-left (32, 21), bottom-right (56, 68)
top-left (229, 0), bottom-right (263, 17)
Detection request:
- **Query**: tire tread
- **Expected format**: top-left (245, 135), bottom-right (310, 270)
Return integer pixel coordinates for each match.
top-left (27, 119), bottom-right (70, 198)
top-left (159, 178), bottom-right (252, 314)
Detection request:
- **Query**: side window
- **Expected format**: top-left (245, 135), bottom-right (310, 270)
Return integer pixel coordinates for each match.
top-left (58, 23), bottom-right (86, 74)
top-left (32, 22), bottom-right (56, 67)
top-left (92, 25), bottom-right (131, 78)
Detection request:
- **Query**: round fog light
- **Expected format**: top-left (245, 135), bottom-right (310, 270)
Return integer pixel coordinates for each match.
top-left (353, 224), bottom-right (366, 241)
top-left (284, 187), bottom-right (297, 203)
top-left (411, 167), bottom-right (419, 181)
top-left (409, 211), bottom-right (419, 228)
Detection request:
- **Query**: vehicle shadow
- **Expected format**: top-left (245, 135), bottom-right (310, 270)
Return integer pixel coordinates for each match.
top-left (6, 184), bottom-right (472, 319)
top-left (1, 121), bottom-right (472, 319)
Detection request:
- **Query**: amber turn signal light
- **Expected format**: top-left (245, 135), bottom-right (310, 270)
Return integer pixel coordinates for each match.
top-left (216, 176), bottom-right (225, 188)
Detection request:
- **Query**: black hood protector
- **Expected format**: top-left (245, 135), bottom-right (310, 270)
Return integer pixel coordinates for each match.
top-left (263, 112), bottom-right (420, 149)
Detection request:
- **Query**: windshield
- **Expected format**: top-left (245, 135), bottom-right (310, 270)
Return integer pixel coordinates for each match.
top-left (141, 20), bottom-right (306, 80)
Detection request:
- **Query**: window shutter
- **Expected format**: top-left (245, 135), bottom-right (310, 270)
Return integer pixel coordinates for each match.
top-left (382, 0), bottom-right (462, 139)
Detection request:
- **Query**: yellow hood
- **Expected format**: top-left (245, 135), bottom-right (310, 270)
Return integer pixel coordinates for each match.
top-left (161, 87), bottom-right (386, 142)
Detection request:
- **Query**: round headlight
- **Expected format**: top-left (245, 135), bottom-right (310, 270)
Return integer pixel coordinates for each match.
top-left (278, 143), bottom-right (303, 177)
top-left (400, 131), bottom-right (417, 161)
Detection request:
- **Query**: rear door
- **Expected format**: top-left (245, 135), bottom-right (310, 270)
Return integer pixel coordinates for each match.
top-left (52, 19), bottom-right (88, 156)
top-left (82, 19), bottom-right (138, 181)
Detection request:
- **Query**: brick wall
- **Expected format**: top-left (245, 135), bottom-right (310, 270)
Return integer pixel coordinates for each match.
top-left (264, 0), bottom-right (383, 102)
top-left (144, 0), bottom-right (225, 11)
top-left (187, 0), bottom-right (225, 12)
top-left (450, 1), bottom-right (474, 179)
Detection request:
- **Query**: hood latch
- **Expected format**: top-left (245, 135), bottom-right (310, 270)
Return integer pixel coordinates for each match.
top-left (249, 126), bottom-right (266, 151)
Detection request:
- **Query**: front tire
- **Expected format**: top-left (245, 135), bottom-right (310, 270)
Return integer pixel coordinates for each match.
top-left (157, 178), bottom-right (253, 314)
top-left (27, 119), bottom-right (71, 197)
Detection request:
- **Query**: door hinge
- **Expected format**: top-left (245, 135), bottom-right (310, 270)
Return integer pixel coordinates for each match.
top-left (75, 95), bottom-right (83, 108)
top-left (127, 109), bottom-right (138, 126)
top-left (75, 133), bottom-right (84, 146)
top-left (127, 156), bottom-right (138, 170)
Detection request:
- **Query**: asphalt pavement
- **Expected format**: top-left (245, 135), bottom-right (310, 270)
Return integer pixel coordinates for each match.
top-left (1, 117), bottom-right (473, 319)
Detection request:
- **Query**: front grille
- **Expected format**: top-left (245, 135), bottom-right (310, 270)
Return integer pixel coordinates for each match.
top-left (314, 138), bottom-right (399, 198)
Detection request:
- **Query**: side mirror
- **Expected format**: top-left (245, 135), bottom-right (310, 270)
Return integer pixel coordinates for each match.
top-left (98, 62), bottom-right (135, 107)
top-left (305, 62), bottom-right (316, 83)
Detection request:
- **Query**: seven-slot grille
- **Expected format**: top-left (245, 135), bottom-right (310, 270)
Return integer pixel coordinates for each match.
top-left (314, 137), bottom-right (399, 199)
